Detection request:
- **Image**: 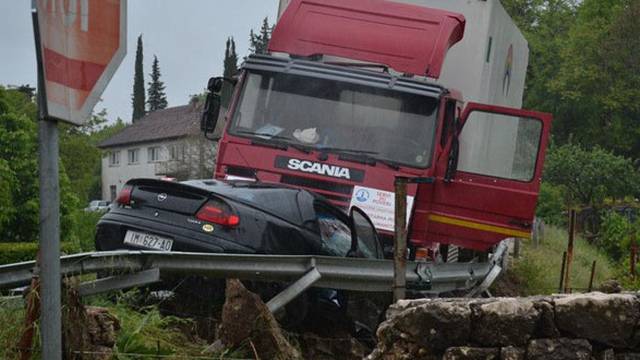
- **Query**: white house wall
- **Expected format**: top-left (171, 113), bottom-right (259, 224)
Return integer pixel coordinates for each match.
top-left (101, 141), bottom-right (169, 201)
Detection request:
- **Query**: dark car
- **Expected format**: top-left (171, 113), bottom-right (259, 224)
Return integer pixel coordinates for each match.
top-left (96, 178), bottom-right (387, 335)
top-left (96, 178), bottom-right (382, 259)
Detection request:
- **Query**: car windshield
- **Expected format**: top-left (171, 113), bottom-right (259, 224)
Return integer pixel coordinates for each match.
top-left (229, 70), bottom-right (439, 168)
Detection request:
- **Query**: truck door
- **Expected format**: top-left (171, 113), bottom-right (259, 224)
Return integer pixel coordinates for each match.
top-left (427, 102), bottom-right (552, 251)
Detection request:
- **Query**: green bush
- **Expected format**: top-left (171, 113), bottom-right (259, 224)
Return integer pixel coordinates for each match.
top-left (71, 210), bottom-right (103, 252)
top-left (598, 210), bottom-right (638, 261)
top-left (536, 182), bottom-right (566, 226)
top-left (0, 242), bottom-right (80, 265)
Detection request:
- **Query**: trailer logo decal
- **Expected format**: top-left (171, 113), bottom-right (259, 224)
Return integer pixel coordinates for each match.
top-left (274, 156), bottom-right (365, 182)
top-left (503, 44), bottom-right (513, 96)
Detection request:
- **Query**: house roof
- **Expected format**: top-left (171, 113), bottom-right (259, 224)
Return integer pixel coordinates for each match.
top-left (98, 102), bottom-right (204, 148)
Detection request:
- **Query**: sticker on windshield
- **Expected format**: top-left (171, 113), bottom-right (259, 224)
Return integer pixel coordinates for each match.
top-left (349, 186), bottom-right (414, 232)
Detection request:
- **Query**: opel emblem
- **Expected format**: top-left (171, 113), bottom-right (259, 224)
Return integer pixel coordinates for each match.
top-left (157, 193), bottom-right (168, 202)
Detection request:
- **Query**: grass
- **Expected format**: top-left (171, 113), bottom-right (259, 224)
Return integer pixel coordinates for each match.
top-left (0, 302), bottom-right (35, 359)
top-left (509, 225), bottom-right (616, 295)
top-left (0, 289), bottom-right (250, 360)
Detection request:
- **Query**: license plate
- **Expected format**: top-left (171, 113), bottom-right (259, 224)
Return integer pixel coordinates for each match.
top-left (124, 230), bottom-right (173, 251)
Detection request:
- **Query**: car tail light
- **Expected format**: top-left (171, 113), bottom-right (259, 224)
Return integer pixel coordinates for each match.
top-left (116, 186), bottom-right (133, 205)
top-left (196, 200), bottom-right (240, 227)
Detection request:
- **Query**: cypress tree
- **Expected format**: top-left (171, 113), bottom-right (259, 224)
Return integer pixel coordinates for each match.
top-left (147, 55), bottom-right (168, 112)
top-left (221, 37), bottom-right (239, 107)
top-left (249, 17), bottom-right (273, 54)
top-left (131, 35), bottom-right (146, 122)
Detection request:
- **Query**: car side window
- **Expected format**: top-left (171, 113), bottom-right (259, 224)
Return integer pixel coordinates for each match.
top-left (316, 207), bottom-right (352, 257)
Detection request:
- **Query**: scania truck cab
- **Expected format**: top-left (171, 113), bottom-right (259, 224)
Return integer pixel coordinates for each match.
top-left (201, 0), bottom-right (552, 256)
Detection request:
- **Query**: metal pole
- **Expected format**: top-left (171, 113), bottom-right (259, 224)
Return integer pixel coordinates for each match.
top-left (588, 260), bottom-right (596, 292)
top-left (393, 177), bottom-right (408, 302)
top-left (32, 8), bottom-right (62, 360)
top-left (558, 251), bottom-right (567, 293)
top-left (564, 210), bottom-right (576, 294)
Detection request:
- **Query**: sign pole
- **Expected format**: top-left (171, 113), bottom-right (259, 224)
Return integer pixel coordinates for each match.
top-left (32, 7), bottom-right (62, 359)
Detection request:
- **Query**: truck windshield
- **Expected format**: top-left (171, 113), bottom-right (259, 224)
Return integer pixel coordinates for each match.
top-left (228, 70), bottom-right (439, 168)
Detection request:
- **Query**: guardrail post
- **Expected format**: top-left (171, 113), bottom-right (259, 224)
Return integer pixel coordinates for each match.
top-left (394, 177), bottom-right (408, 302)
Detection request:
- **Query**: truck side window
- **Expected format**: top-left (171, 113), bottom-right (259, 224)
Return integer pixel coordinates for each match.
top-left (457, 111), bottom-right (542, 182)
top-left (440, 100), bottom-right (456, 148)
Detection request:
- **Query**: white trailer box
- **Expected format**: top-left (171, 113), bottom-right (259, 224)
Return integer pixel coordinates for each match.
top-left (277, 0), bottom-right (528, 109)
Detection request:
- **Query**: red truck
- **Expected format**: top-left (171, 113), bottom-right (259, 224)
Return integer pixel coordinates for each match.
top-left (201, 0), bottom-right (552, 260)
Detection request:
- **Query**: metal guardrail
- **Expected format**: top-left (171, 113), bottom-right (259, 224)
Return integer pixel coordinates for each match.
top-left (0, 241), bottom-right (508, 312)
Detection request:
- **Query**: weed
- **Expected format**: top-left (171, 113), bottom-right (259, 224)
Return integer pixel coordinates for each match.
top-left (511, 225), bottom-right (615, 295)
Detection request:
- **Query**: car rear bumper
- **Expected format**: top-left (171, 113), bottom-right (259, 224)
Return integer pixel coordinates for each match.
top-left (96, 212), bottom-right (255, 254)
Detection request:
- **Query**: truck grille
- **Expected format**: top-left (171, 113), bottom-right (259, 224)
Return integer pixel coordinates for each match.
top-left (280, 175), bottom-right (353, 206)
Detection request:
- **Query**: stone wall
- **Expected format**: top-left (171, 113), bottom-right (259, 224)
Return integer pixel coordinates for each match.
top-left (368, 293), bottom-right (640, 360)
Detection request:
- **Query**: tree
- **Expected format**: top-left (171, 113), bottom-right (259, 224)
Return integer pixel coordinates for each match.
top-left (249, 17), bottom-right (273, 55)
top-left (551, 0), bottom-right (640, 158)
top-left (0, 86), bottom-right (78, 243)
top-left (221, 37), bottom-right (239, 107)
top-left (544, 144), bottom-right (639, 209)
top-left (147, 55), bottom-right (168, 112)
top-left (131, 35), bottom-right (146, 122)
top-left (60, 108), bottom-right (109, 204)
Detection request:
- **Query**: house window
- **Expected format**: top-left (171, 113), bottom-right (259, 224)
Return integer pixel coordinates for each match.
top-left (128, 149), bottom-right (139, 164)
top-left (110, 185), bottom-right (117, 201)
top-left (148, 146), bottom-right (161, 162)
top-left (168, 144), bottom-right (184, 160)
top-left (109, 151), bottom-right (120, 166)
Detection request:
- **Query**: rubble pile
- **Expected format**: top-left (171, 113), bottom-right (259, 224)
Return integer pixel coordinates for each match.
top-left (368, 293), bottom-right (640, 360)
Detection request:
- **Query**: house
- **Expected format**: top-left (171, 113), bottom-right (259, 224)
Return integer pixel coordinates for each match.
top-left (98, 101), bottom-right (218, 201)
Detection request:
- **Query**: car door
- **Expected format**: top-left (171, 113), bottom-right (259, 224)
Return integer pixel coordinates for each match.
top-left (426, 102), bottom-right (552, 251)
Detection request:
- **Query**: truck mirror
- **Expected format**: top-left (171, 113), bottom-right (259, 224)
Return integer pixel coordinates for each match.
top-left (208, 76), bottom-right (238, 93)
top-left (208, 77), bottom-right (224, 93)
top-left (200, 91), bottom-right (221, 139)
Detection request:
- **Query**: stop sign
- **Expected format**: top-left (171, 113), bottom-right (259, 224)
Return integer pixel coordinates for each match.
top-left (35, 0), bottom-right (127, 125)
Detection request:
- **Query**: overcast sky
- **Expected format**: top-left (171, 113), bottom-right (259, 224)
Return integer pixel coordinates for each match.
top-left (0, 1), bottom-right (277, 123)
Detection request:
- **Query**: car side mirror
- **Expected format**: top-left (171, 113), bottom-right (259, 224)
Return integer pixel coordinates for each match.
top-left (349, 206), bottom-right (383, 259)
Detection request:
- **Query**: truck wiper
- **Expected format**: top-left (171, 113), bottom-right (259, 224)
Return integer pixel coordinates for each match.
top-left (320, 147), bottom-right (401, 170)
top-left (316, 147), bottom-right (378, 155)
top-left (234, 130), bottom-right (311, 154)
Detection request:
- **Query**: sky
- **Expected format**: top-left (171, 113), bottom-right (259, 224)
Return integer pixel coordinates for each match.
top-left (0, 0), bottom-right (278, 123)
